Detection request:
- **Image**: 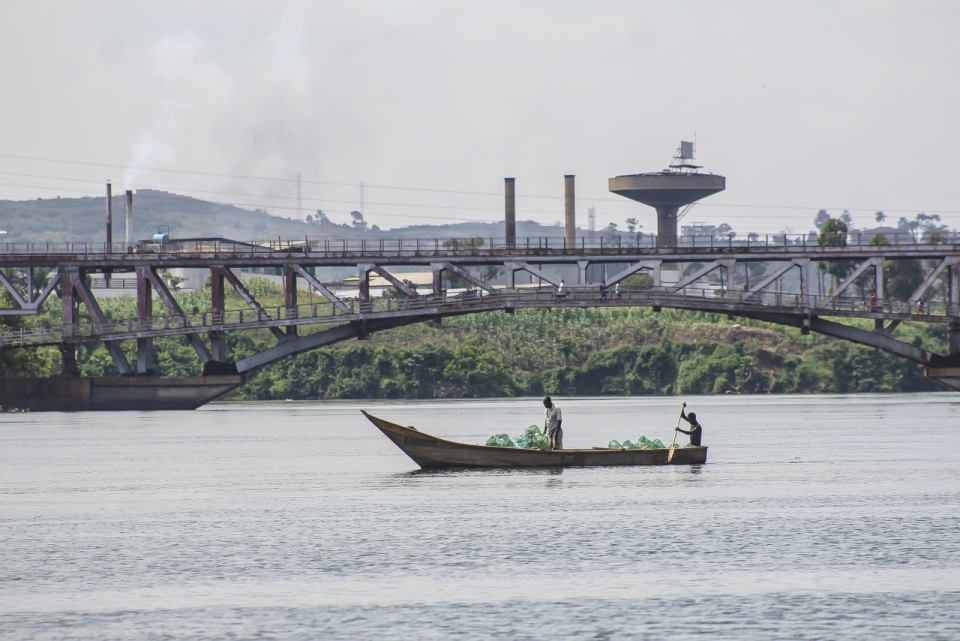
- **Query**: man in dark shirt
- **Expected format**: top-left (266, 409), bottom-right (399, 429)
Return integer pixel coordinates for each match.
top-left (676, 406), bottom-right (703, 447)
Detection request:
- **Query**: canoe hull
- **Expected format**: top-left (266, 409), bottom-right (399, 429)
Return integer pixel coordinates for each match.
top-left (361, 411), bottom-right (707, 469)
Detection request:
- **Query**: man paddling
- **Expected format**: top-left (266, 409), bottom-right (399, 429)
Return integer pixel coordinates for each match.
top-left (543, 396), bottom-right (563, 450)
top-left (676, 404), bottom-right (703, 446)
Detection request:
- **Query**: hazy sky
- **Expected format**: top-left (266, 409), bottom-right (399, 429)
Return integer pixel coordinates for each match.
top-left (1, 1), bottom-right (958, 234)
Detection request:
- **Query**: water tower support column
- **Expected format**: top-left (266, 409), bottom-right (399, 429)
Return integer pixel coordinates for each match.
top-left (655, 206), bottom-right (680, 248)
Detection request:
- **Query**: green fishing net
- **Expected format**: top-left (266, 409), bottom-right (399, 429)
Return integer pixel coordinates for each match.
top-left (486, 425), bottom-right (551, 450)
top-left (485, 434), bottom-right (516, 448)
top-left (607, 436), bottom-right (667, 450)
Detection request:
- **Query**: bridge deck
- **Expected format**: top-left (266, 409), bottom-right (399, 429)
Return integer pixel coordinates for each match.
top-left (2, 235), bottom-right (960, 267)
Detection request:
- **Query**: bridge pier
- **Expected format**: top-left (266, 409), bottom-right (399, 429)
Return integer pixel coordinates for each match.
top-left (60, 266), bottom-right (79, 345)
top-left (950, 262), bottom-right (959, 318)
top-left (59, 344), bottom-right (80, 377)
top-left (431, 263), bottom-right (444, 296)
top-left (950, 321), bottom-right (960, 356)
top-left (0, 375), bottom-right (243, 411)
top-left (136, 266), bottom-right (154, 374)
top-left (284, 265), bottom-right (299, 337)
top-left (358, 263), bottom-right (373, 309)
top-left (210, 267), bottom-right (227, 360)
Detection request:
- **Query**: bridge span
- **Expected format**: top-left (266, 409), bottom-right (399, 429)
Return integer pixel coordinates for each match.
top-left (1, 234), bottom-right (960, 409)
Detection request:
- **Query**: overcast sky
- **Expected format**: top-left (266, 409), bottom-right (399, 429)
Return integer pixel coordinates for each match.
top-left (1, 1), bottom-right (958, 234)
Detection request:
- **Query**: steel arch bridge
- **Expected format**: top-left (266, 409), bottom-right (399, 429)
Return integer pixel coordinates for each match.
top-left (2, 234), bottom-right (960, 408)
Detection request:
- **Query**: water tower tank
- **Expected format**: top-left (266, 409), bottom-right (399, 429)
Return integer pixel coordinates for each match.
top-left (609, 142), bottom-right (725, 248)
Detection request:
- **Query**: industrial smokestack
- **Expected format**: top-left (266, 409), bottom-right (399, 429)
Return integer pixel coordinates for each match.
top-left (125, 190), bottom-right (133, 248)
top-left (504, 177), bottom-right (516, 247)
top-left (564, 175), bottom-right (576, 248)
top-left (105, 181), bottom-right (113, 253)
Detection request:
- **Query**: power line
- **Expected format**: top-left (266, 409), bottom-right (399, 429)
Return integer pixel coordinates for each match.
top-left (1, 154), bottom-right (959, 219)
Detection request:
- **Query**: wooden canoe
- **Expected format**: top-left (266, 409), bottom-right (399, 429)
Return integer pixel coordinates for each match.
top-left (361, 410), bottom-right (708, 469)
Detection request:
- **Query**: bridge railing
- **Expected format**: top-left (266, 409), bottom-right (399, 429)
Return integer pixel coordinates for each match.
top-left (1, 284), bottom-right (954, 349)
top-left (2, 231), bottom-right (958, 257)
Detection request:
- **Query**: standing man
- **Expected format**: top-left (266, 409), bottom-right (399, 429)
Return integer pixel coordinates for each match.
top-left (676, 404), bottom-right (703, 447)
top-left (543, 396), bottom-right (563, 450)
top-left (556, 280), bottom-right (566, 298)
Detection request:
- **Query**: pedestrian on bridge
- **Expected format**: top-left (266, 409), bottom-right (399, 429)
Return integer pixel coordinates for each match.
top-left (676, 405), bottom-right (703, 447)
top-left (543, 396), bottom-right (563, 450)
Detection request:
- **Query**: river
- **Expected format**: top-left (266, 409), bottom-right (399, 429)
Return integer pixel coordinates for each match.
top-left (1, 393), bottom-right (959, 639)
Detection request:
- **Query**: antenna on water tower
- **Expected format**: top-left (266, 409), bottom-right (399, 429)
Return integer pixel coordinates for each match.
top-left (669, 140), bottom-right (701, 174)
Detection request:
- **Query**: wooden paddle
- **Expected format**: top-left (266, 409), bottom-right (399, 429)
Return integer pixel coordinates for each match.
top-left (666, 402), bottom-right (686, 463)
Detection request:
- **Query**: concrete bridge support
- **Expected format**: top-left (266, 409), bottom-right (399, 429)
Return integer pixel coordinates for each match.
top-left (136, 266), bottom-right (153, 374)
top-left (210, 267), bottom-right (227, 361)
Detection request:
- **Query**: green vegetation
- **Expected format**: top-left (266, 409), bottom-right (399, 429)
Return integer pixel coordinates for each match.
top-left (0, 300), bottom-right (51, 378)
top-left (233, 306), bottom-right (944, 398)
top-left (7, 276), bottom-right (943, 398)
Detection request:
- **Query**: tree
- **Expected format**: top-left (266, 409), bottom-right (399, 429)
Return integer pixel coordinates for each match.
top-left (885, 259), bottom-right (923, 301)
top-left (625, 218), bottom-right (638, 233)
top-left (865, 234), bottom-right (922, 300)
top-left (818, 218), bottom-right (851, 281)
top-left (897, 216), bottom-right (918, 240)
top-left (350, 211), bottom-right (367, 232)
top-left (875, 211), bottom-right (886, 224)
top-left (605, 222), bottom-right (618, 233)
top-left (916, 213), bottom-right (948, 242)
top-left (0, 291), bottom-right (49, 379)
top-left (480, 265), bottom-right (502, 284)
top-left (840, 210), bottom-right (854, 228)
top-left (818, 219), bottom-right (847, 247)
top-left (716, 223), bottom-right (735, 238)
top-left (443, 236), bottom-right (485, 250)
top-left (315, 210), bottom-right (331, 226)
top-left (814, 209), bottom-right (831, 230)
top-left (442, 342), bottom-right (515, 397)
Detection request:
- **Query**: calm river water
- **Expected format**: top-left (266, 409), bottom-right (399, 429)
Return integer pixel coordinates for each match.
top-left (1, 394), bottom-right (959, 640)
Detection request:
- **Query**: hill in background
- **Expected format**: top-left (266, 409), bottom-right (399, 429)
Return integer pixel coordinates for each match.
top-left (0, 190), bottom-right (564, 243)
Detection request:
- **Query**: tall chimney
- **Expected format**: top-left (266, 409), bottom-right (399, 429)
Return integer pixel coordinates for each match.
top-left (564, 175), bottom-right (576, 248)
top-left (125, 190), bottom-right (133, 248)
top-left (105, 181), bottom-right (113, 253)
top-left (504, 177), bottom-right (516, 247)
